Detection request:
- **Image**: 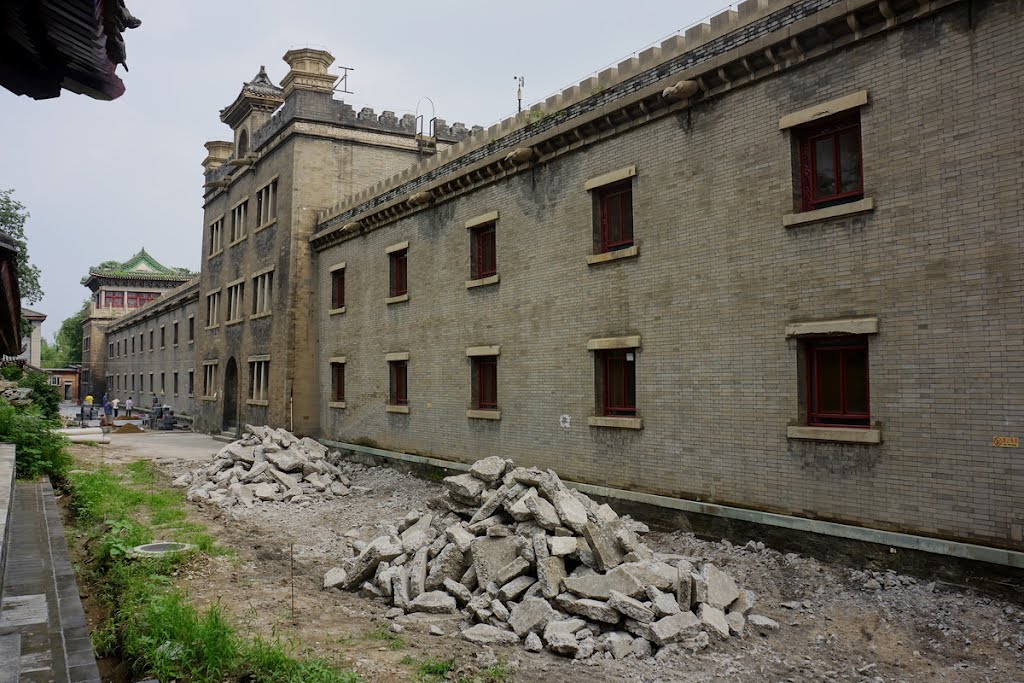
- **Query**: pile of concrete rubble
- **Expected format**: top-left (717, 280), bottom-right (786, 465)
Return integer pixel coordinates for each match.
top-left (327, 456), bottom-right (776, 659)
top-left (175, 425), bottom-right (351, 507)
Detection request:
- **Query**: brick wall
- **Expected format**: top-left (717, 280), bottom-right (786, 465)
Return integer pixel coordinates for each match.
top-left (313, 1), bottom-right (1024, 549)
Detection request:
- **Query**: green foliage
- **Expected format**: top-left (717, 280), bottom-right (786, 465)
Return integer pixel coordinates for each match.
top-left (365, 625), bottom-right (406, 650)
top-left (68, 463), bottom-right (359, 683)
top-left (0, 398), bottom-right (71, 480)
top-left (416, 657), bottom-right (456, 681)
top-left (1, 362), bottom-right (23, 381)
top-left (42, 306), bottom-right (86, 367)
top-left (0, 188), bottom-right (43, 304)
top-left (18, 369), bottom-right (60, 419)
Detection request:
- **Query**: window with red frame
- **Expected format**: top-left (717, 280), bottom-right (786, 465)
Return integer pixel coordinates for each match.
top-left (389, 249), bottom-right (408, 297)
top-left (597, 349), bottom-right (636, 416)
top-left (471, 224), bottom-right (497, 280)
top-left (331, 269), bottom-right (345, 309)
top-left (331, 363), bottom-right (345, 402)
top-left (806, 336), bottom-right (869, 427)
top-left (473, 356), bottom-right (498, 410)
top-left (103, 291), bottom-right (124, 308)
top-left (798, 117), bottom-right (863, 211)
top-left (126, 291), bottom-right (160, 308)
top-left (594, 180), bottom-right (634, 253)
top-left (389, 360), bottom-right (408, 405)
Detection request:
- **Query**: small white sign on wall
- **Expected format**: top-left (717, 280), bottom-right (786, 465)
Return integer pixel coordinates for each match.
top-left (559, 414), bottom-right (571, 429)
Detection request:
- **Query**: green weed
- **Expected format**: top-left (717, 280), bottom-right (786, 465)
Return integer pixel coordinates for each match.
top-left (417, 657), bottom-right (456, 681)
top-left (366, 624), bottom-right (406, 650)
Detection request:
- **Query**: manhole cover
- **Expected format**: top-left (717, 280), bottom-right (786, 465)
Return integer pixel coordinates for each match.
top-left (131, 542), bottom-right (194, 557)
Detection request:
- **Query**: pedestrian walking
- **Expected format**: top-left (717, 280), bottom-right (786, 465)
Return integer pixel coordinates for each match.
top-left (125, 397), bottom-right (134, 417)
top-left (112, 397), bottom-right (121, 417)
top-left (103, 399), bottom-right (113, 423)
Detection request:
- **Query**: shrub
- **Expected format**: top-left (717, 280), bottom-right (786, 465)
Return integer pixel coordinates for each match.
top-left (0, 398), bottom-right (71, 480)
top-left (0, 361), bottom-right (23, 381)
top-left (18, 369), bottom-right (61, 420)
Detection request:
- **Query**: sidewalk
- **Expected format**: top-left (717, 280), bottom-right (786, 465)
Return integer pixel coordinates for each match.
top-left (0, 476), bottom-right (99, 683)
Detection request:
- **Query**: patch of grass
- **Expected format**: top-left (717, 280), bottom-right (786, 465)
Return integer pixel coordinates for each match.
top-left (416, 657), bottom-right (455, 681)
top-left (366, 624), bottom-right (406, 650)
top-left (478, 660), bottom-right (512, 682)
top-left (67, 459), bottom-right (360, 683)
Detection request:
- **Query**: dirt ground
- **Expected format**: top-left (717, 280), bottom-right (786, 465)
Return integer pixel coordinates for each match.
top-left (70, 434), bottom-right (1024, 683)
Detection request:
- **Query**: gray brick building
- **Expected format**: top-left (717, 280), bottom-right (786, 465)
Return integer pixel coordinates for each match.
top-left (92, 0), bottom-right (1023, 556)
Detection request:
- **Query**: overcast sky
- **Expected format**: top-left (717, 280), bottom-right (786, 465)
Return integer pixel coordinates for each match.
top-left (1, 0), bottom-right (730, 339)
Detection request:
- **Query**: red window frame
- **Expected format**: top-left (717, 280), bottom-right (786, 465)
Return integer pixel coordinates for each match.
top-left (331, 269), bottom-right (345, 309)
top-left (806, 336), bottom-right (870, 427)
top-left (599, 349), bottom-right (636, 416)
top-left (798, 117), bottom-right (863, 211)
top-left (389, 249), bottom-right (408, 297)
top-left (475, 356), bottom-right (498, 410)
top-left (103, 291), bottom-right (124, 308)
top-left (472, 224), bottom-right (497, 280)
top-left (126, 291), bottom-right (159, 308)
top-left (389, 360), bottom-right (408, 405)
top-left (596, 180), bottom-right (634, 253)
top-left (331, 363), bottom-right (345, 402)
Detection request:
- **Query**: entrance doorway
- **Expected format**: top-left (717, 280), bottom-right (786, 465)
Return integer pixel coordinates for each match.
top-left (223, 357), bottom-right (238, 434)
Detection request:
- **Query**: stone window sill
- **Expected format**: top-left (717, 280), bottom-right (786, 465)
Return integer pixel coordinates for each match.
top-left (587, 245), bottom-right (638, 266)
top-left (188, 340), bottom-right (195, 345)
top-left (246, 399), bottom-right (269, 406)
top-left (589, 416), bottom-right (642, 430)
top-left (228, 235), bottom-right (248, 247)
top-left (254, 219), bottom-right (278, 233)
top-left (787, 425), bottom-right (881, 444)
top-left (329, 401), bottom-right (347, 409)
top-left (201, 396), bottom-right (217, 402)
top-left (386, 404), bottom-right (410, 414)
top-left (204, 324), bottom-right (219, 331)
top-left (225, 318), bottom-right (243, 327)
top-left (467, 409), bottom-right (501, 420)
top-left (466, 274), bottom-right (500, 289)
top-left (329, 306), bottom-right (346, 316)
top-left (385, 293), bottom-right (409, 305)
top-left (208, 249), bottom-right (223, 259)
top-left (783, 197), bottom-right (874, 228)
top-left (250, 311), bottom-right (272, 321)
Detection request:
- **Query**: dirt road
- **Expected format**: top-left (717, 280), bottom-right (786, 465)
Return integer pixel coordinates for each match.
top-left (70, 433), bottom-right (1024, 682)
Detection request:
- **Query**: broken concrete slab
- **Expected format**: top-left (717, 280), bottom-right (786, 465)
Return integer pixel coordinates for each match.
top-left (701, 562), bottom-right (740, 609)
top-left (509, 597), bottom-right (559, 636)
top-left (462, 624), bottom-right (520, 646)
top-left (698, 603), bottom-right (730, 639)
top-left (608, 589), bottom-right (656, 623)
top-left (470, 456), bottom-right (507, 482)
top-left (583, 521), bottom-right (626, 571)
top-left (409, 591), bottom-right (458, 614)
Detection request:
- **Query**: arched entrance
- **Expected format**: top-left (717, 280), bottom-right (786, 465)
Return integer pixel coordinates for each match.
top-left (222, 357), bottom-right (238, 434)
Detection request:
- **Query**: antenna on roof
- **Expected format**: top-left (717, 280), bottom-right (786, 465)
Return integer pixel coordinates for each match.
top-left (334, 66), bottom-right (354, 95)
top-left (513, 75), bottom-right (525, 113)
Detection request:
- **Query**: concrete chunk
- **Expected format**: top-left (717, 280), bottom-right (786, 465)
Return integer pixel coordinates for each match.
top-left (605, 631), bottom-right (634, 660)
top-left (698, 603), bottom-right (730, 639)
top-left (545, 631), bottom-right (579, 656)
top-left (400, 513), bottom-right (435, 553)
top-left (552, 490), bottom-right (589, 533)
top-left (747, 614), bottom-right (780, 630)
top-left (536, 555), bottom-right (567, 599)
top-left (462, 624), bottom-right (520, 645)
top-left (509, 597), bottom-right (559, 636)
top-left (470, 456), bottom-right (507, 482)
top-left (342, 536), bottom-right (402, 589)
top-left (583, 521), bottom-right (626, 571)
top-left (409, 591), bottom-right (458, 614)
top-left (701, 563), bottom-right (740, 609)
top-left (446, 523), bottom-right (476, 552)
top-left (725, 610), bottom-right (746, 636)
top-left (548, 536), bottom-right (578, 556)
top-left (407, 546), bottom-right (429, 599)
top-left (556, 594), bottom-right (621, 624)
top-left (646, 586), bottom-right (681, 617)
top-left (498, 575), bottom-right (536, 602)
top-left (443, 578), bottom-right (473, 606)
top-left (524, 494), bottom-right (560, 529)
top-left (728, 589), bottom-right (756, 616)
top-left (608, 589), bottom-right (656, 623)
top-left (425, 543), bottom-right (466, 591)
top-left (543, 618), bottom-right (587, 642)
top-left (563, 565), bottom-right (644, 600)
top-left (323, 567), bottom-right (347, 590)
top-left (493, 556), bottom-right (531, 586)
top-left (648, 611), bottom-right (702, 646)
top-left (444, 473), bottom-right (487, 503)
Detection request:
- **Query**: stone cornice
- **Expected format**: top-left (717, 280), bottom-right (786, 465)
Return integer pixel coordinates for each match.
top-left (311, 0), bottom-right (963, 252)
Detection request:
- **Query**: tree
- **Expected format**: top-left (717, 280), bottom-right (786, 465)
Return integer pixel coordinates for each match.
top-left (0, 189), bottom-right (43, 305)
top-left (38, 304), bottom-right (86, 367)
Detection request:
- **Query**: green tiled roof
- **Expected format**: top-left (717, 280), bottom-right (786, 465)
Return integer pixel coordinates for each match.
top-left (81, 248), bottom-right (194, 286)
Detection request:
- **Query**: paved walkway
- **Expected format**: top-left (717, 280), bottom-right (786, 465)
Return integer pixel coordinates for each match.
top-left (0, 481), bottom-right (99, 683)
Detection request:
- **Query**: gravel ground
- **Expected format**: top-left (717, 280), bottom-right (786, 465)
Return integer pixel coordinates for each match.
top-left (76, 440), bottom-right (1024, 682)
